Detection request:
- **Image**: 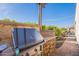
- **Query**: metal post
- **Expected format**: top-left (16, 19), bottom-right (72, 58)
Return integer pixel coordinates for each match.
top-left (38, 3), bottom-right (42, 31)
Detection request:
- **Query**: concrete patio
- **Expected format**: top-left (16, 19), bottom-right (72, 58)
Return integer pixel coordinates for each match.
top-left (55, 38), bottom-right (79, 56)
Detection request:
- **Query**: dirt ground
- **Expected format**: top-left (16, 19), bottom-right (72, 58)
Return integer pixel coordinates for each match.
top-left (0, 25), bottom-right (12, 46)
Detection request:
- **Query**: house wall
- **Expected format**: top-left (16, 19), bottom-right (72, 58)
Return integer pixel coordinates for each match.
top-left (75, 3), bottom-right (79, 44)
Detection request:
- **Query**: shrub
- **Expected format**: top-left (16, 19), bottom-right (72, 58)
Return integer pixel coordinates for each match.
top-left (42, 25), bottom-right (47, 30)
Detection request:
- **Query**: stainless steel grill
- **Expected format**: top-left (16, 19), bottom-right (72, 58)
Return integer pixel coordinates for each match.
top-left (12, 28), bottom-right (44, 49)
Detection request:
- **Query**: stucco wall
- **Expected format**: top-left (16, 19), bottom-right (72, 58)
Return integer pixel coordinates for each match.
top-left (75, 3), bottom-right (79, 44)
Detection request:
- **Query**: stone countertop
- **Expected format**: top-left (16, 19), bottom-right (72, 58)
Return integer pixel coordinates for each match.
top-left (43, 36), bottom-right (56, 42)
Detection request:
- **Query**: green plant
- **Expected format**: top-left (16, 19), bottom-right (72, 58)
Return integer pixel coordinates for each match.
top-left (42, 25), bottom-right (47, 30)
top-left (48, 26), bottom-right (55, 30)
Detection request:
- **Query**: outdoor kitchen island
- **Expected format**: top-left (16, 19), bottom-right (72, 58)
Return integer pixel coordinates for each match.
top-left (0, 28), bottom-right (56, 56)
top-left (20, 30), bottom-right (56, 56)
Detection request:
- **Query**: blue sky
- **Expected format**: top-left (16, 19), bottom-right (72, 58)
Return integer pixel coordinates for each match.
top-left (0, 3), bottom-right (76, 28)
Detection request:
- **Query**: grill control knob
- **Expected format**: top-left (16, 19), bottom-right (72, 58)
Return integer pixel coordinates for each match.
top-left (34, 48), bottom-right (37, 52)
top-left (25, 52), bottom-right (29, 56)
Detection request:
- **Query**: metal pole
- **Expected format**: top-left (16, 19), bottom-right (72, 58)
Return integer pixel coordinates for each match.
top-left (38, 3), bottom-right (42, 31)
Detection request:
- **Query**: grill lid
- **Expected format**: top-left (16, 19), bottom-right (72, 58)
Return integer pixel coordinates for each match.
top-left (12, 28), bottom-right (43, 49)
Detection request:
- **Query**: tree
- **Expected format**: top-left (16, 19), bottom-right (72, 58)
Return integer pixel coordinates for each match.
top-left (2, 18), bottom-right (11, 22)
top-left (11, 20), bottom-right (16, 23)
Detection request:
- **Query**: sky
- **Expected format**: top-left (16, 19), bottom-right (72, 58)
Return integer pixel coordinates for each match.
top-left (0, 3), bottom-right (76, 28)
